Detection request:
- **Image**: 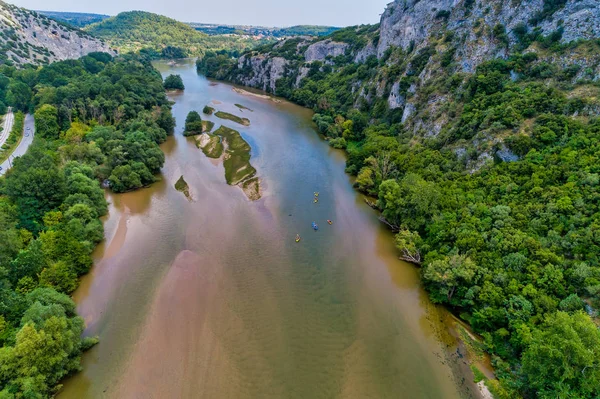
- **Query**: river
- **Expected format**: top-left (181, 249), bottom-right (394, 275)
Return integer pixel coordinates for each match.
top-left (59, 59), bottom-right (474, 398)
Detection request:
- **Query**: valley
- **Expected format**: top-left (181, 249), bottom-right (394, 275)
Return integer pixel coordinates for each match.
top-left (0, 0), bottom-right (599, 398)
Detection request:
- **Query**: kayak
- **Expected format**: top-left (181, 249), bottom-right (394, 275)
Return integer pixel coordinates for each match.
top-left (312, 222), bottom-right (318, 231)
top-left (314, 192), bottom-right (319, 197)
top-left (295, 235), bottom-right (301, 242)
top-left (327, 220), bottom-right (333, 225)
top-left (314, 198), bottom-right (318, 203)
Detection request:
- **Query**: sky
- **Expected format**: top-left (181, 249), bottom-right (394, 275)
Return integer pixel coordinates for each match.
top-left (10, 0), bottom-right (392, 27)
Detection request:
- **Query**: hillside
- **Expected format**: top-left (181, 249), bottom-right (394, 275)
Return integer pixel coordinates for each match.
top-left (199, 0), bottom-right (600, 397)
top-left (190, 23), bottom-right (340, 38)
top-left (37, 10), bottom-right (110, 28)
top-left (0, 1), bottom-right (114, 66)
top-left (86, 11), bottom-right (269, 57)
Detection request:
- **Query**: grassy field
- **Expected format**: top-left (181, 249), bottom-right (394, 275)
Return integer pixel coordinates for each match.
top-left (203, 120), bottom-right (215, 133)
top-left (215, 111), bottom-right (250, 126)
top-left (203, 106), bottom-right (215, 115)
top-left (213, 126), bottom-right (256, 185)
top-left (197, 133), bottom-right (224, 158)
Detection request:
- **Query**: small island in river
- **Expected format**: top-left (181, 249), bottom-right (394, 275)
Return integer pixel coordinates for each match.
top-left (196, 125), bottom-right (260, 200)
top-left (174, 175), bottom-right (191, 199)
top-left (215, 111), bottom-right (250, 126)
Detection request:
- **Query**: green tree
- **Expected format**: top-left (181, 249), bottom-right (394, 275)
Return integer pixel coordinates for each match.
top-left (183, 110), bottom-right (203, 136)
top-left (521, 311), bottom-right (600, 398)
top-left (395, 229), bottom-right (423, 264)
top-left (39, 262), bottom-right (79, 294)
top-left (109, 164), bottom-right (142, 193)
top-left (5, 81), bottom-right (32, 111)
top-left (34, 104), bottom-right (60, 139)
top-left (163, 74), bottom-right (185, 90)
top-left (4, 150), bottom-right (67, 233)
top-left (423, 254), bottom-right (477, 305)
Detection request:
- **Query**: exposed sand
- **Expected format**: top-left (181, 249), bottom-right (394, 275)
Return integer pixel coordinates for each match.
top-left (239, 177), bottom-right (262, 201)
top-left (233, 87), bottom-right (282, 103)
top-left (114, 250), bottom-right (241, 398)
top-left (477, 381), bottom-right (494, 399)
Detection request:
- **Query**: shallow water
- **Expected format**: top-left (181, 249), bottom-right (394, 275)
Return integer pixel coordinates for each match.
top-left (59, 59), bottom-right (471, 399)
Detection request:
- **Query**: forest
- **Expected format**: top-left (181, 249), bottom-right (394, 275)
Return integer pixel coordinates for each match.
top-left (199, 31), bottom-right (600, 398)
top-left (0, 52), bottom-right (173, 397)
top-left (86, 11), bottom-right (269, 58)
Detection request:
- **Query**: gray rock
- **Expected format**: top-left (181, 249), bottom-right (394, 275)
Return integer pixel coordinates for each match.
top-left (388, 81), bottom-right (405, 109)
top-left (496, 145), bottom-right (520, 162)
top-left (0, 2), bottom-right (114, 66)
top-left (235, 55), bottom-right (288, 93)
top-left (304, 40), bottom-right (349, 62)
top-left (402, 103), bottom-right (416, 123)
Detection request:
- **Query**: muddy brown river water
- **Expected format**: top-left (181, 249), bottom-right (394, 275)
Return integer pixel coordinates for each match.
top-left (59, 59), bottom-right (474, 398)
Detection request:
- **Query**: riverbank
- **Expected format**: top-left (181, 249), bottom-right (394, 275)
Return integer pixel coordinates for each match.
top-left (233, 86), bottom-right (282, 102)
top-left (58, 59), bottom-right (480, 399)
top-left (216, 73), bottom-right (494, 399)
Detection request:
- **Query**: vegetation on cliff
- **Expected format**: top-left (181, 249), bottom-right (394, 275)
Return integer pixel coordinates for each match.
top-left (0, 2), bottom-right (112, 67)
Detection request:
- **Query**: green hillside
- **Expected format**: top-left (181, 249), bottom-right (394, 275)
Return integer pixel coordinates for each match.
top-left (37, 11), bottom-right (110, 27)
top-left (86, 11), bottom-right (269, 57)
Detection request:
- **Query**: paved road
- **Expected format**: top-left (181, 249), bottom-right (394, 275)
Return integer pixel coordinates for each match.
top-left (0, 107), bottom-right (14, 149)
top-left (0, 114), bottom-right (34, 176)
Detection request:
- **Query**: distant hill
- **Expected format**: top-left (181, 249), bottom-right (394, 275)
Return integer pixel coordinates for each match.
top-left (37, 10), bottom-right (110, 28)
top-left (86, 11), bottom-right (268, 57)
top-left (0, 1), bottom-right (114, 66)
top-left (190, 23), bottom-right (340, 38)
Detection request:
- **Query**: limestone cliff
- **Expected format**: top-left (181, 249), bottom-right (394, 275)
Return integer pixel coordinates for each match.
top-left (0, 1), bottom-right (115, 66)
top-left (226, 0), bottom-right (600, 140)
top-left (377, 0), bottom-right (600, 71)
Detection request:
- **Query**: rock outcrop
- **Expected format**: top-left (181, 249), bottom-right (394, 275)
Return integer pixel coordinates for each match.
top-left (235, 54), bottom-right (288, 93)
top-left (228, 0), bottom-right (600, 140)
top-left (377, 0), bottom-right (600, 70)
top-left (0, 1), bottom-right (115, 66)
top-left (304, 39), bottom-right (349, 62)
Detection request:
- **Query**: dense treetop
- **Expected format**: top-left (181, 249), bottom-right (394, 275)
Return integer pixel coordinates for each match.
top-left (86, 11), bottom-right (268, 58)
top-left (0, 51), bottom-right (173, 397)
top-left (164, 74), bottom-right (185, 90)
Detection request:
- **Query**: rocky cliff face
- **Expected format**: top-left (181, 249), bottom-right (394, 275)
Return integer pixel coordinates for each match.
top-left (378, 0), bottom-right (600, 71)
top-left (235, 54), bottom-right (288, 92)
top-left (228, 0), bottom-right (600, 131)
top-left (0, 1), bottom-right (115, 66)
